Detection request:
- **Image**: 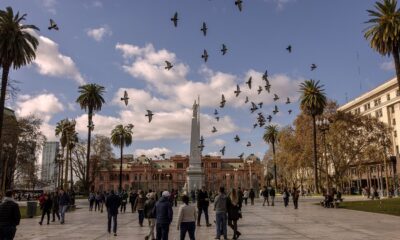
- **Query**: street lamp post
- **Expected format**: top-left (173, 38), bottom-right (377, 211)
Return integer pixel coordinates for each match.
top-left (166, 173), bottom-right (171, 191)
top-left (316, 118), bottom-right (330, 194)
top-left (1, 143), bottom-right (13, 194)
top-left (234, 168), bottom-right (238, 189)
top-left (158, 169), bottom-right (162, 192)
top-left (246, 159), bottom-right (254, 189)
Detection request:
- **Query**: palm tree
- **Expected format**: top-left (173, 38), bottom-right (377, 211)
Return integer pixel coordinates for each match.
top-left (263, 125), bottom-right (279, 190)
top-left (76, 83), bottom-right (105, 193)
top-left (67, 129), bottom-right (78, 191)
top-left (0, 7), bottom-right (39, 166)
top-left (55, 119), bottom-right (70, 188)
top-left (365, 0), bottom-right (400, 90)
top-left (110, 124), bottom-right (133, 192)
top-left (299, 79), bottom-right (327, 194)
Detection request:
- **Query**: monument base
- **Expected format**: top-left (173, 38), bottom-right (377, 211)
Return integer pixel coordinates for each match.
top-left (186, 167), bottom-right (204, 194)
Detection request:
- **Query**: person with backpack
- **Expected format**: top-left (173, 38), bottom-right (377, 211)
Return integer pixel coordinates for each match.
top-left (214, 187), bottom-right (228, 240)
top-left (105, 190), bottom-right (121, 236)
top-left (120, 190), bottom-right (128, 213)
top-left (177, 195), bottom-right (197, 240)
top-left (144, 192), bottom-right (157, 240)
top-left (134, 190), bottom-right (146, 227)
top-left (39, 193), bottom-right (52, 225)
top-left (248, 189), bottom-right (255, 206)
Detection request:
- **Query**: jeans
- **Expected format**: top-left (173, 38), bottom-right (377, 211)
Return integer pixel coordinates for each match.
top-left (284, 198), bottom-right (289, 207)
top-left (197, 205), bottom-right (209, 224)
top-left (52, 208), bottom-right (60, 221)
top-left (215, 212), bottom-right (227, 239)
top-left (244, 198), bottom-right (248, 205)
top-left (0, 226), bottom-right (16, 240)
top-left (146, 218), bottom-right (156, 239)
top-left (156, 222), bottom-right (170, 240)
top-left (95, 200), bottom-right (100, 211)
top-left (59, 205), bottom-right (68, 223)
top-left (120, 202), bottom-right (126, 213)
top-left (138, 210), bottom-right (145, 225)
top-left (180, 222), bottom-right (195, 240)
top-left (107, 213), bottom-right (118, 233)
top-left (263, 197), bottom-right (269, 206)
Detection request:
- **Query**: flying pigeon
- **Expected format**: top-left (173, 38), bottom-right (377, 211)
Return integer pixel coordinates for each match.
top-left (238, 153), bottom-right (244, 159)
top-left (273, 105), bottom-right (279, 115)
top-left (288, 109), bottom-right (292, 114)
top-left (273, 94), bottom-right (279, 101)
top-left (245, 96), bottom-right (249, 104)
top-left (200, 135), bottom-right (204, 145)
top-left (265, 83), bottom-right (271, 93)
top-left (253, 123), bottom-right (258, 128)
top-left (286, 45), bottom-right (292, 53)
top-left (160, 153), bottom-right (166, 159)
top-left (120, 90), bottom-right (129, 106)
top-left (286, 97), bottom-right (291, 104)
top-left (234, 84), bottom-right (241, 97)
top-left (145, 110), bottom-right (154, 123)
top-left (214, 109), bottom-right (219, 115)
top-left (235, 0), bottom-right (243, 12)
top-left (267, 115), bottom-right (272, 122)
top-left (171, 12), bottom-right (178, 27)
top-left (234, 135), bottom-right (240, 142)
top-left (220, 94), bottom-right (226, 108)
top-left (221, 44), bottom-right (228, 55)
top-left (165, 61), bottom-right (173, 70)
top-left (201, 22), bottom-right (207, 36)
top-left (262, 70), bottom-right (268, 82)
top-left (48, 19), bottom-right (59, 30)
top-left (246, 77), bottom-right (252, 89)
top-left (215, 116), bottom-right (220, 122)
top-left (258, 102), bottom-right (263, 109)
top-left (220, 146), bottom-right (226, 156)
top-left (212, 126), bottom-right (217, 133)
top-left (250, 102), bottom-right (258, 113)
top-left (201, 49), bottom-right (209, 63)
top-left (311, 63), bottom-right (317, 71)
top-left (246, 141), bottom-right (251, 147)
top-left (257, 86), bottom-right (262, 95)
top-left (198, 143), bottom-right (205, 152)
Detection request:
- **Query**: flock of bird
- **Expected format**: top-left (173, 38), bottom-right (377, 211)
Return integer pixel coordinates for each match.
top-left (45, 0), bottom-right (318, 160)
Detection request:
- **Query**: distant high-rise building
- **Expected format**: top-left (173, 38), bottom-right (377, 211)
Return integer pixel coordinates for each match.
top-left (41, 141), bottom-right (60, 183)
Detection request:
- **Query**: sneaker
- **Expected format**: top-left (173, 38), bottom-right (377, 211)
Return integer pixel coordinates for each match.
top-left (38, 222), bottom-right (42, 225)
top-left (206, 223), bottom-right (212, 227)
top-left (114, 233), bottom-right (117, 236)
top-left (145, 236), bottom-right (149, 240)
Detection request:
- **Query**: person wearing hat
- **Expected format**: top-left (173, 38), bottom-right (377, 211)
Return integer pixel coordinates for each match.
top-left (144, 192), bottom-right (157, 240)
top-left (154, 191), bottom-right (173, 240)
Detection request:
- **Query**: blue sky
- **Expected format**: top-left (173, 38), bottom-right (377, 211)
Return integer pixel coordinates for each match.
top-left (1, 0), bottom-right (395, 159)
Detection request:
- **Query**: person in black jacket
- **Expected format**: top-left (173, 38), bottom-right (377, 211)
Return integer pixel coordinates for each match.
top-left (106, 190), bottom-right (121, 236)
top-left (197, 186), bottom-right (211, 227)
top-left (39, 193), bottom-right (53, 225)
top-left (129, 190), bottom-right (138, 213)
top-left (249, 189), bottom-right (255, 205)
top-left (144, 192), bottom-right (156, 240)
top-left (227, 189), bottom-right (241, 240)
top-left (58, 189), bottom-right (70, 224)
top-left (51, 192), bottom-right (60, 222)
top-left (0, 190), bottom-right (21, 240)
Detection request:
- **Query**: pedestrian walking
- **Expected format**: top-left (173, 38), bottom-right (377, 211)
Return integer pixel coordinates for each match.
top-left (120, 190), bottom-right (128, 213)
top-left (237, 188), bottom-right (244, 205)
top-left (214, 187), bottom-right (228, 240)
top-left (227, 189), bottom-right (242, 240)
top-left (105, 190), bottom-right (121, 236)
top-left (134, 190), bottom-right (146, 227)
top-left (190, 190), bottom-right (196, 204)
top-left (154, 191), bottom-right (173, 240)
top-left (39, 193), bottom-right (52, 225)
top-left (261, 186), bottom-right (269, 206)
top-left (0, 190), bottom-right (21, 240)
top-left (129, 190), bottom-right (138, 213)
top-left (249, 189), bottom-right (255, 206)
top-left (283, 188), bottom-right (289, 207)
top-left (197, 186), bottom-right (211, 227)
top-left (51, 192), bottom-right (60, 222)
top-left (177, 195), bottom-right (197, 240)
top-left (292, 187), bottom-right (300, 209)
top-left (58, 189), bottom-right (70, 224)
top-left (270, 187), bottom-right (276, 206)
top-left (242, 189), bottom-right (249, 206)
top-left (144, 192), bottom-right (157, 240)
top-left (95, 192), bottom-right (101, 212)
top-left (88, 191), bottom-right (95, 211)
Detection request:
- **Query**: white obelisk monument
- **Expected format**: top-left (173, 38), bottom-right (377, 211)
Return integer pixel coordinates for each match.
top-left (186, 98), bottom-right (204, 194)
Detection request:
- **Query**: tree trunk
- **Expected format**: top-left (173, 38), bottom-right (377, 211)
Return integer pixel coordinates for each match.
top-left (392, 46), bottom-right (400, 92)
top-left (0, 63), bottom-right (10, 195)
top-left (272, 142), bottom-right (278, 190)
top-left (119, 139), bottom-right (123, 193)
top-left (64, 145), bottom-right (69, 190)
top-left (86, 109), bottom-right (93, 194)
top-left (312, 114), bottom-right (319, 194)
top-left (70, 148), bottom-right (73, 191)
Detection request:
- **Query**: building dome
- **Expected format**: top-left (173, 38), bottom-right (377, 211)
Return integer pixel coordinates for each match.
top-left (244, 153), bottom-right (260, 163)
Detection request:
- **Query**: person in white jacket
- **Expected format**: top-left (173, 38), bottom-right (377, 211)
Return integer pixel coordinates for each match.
top-left (177, 195), bottom-right (197, 240)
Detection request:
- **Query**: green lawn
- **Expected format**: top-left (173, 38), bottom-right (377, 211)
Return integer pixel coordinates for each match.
top-left (339, 198), bottom-right (400, 217)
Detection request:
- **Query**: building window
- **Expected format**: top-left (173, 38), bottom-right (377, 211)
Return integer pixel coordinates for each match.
top-left (177, 162), bottom-right (184, 169)
top-left (355, 108), bottom-right (361, 114)
top-left (374, 98), bottom-right (381, 106)
top-left (375, 109), bottom-right (383, 118)
top-left (392, 106), bottom-right (395, 114)
top-left (394, 131), bottom-right (397, 138)
top-left (393, 118), bottom-right (396, 125)
top-left (387, 94), bottom-right (391, 101)
top-left (211, 162), bottom-right (218, 168)
top-left (397, 145), bottom-right (399, 154)
top-left (100, 175), bottom-right (104, 181)
top-left (364, 103), bottom-right (371, 111)
top-left (397, 90), bottom-right (400, 96)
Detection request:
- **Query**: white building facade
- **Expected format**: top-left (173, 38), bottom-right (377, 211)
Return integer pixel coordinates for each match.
top-left (41, 141), bottom-right (60, 184)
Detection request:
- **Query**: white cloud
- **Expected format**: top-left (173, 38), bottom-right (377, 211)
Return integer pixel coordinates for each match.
top-left (134, 147), bottom-right (171, 158)
top-left (41, 0), bottom-right (57, 14)
top-left (267, 0), bottom-right (295, 10)
top-left (213, 139), bottom-right (226, 146)
top-left (86, 25), bottom-right (112, 42)
top-left (92, 1), bottom-right (103, 7)
top-left (28, 30), bottom-right (85, 84)
top-left (380, 60), bottom-right (395, 71)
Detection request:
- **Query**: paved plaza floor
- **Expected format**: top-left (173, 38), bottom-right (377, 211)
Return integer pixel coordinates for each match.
top-left (14, 197), bottom-right (400, 240)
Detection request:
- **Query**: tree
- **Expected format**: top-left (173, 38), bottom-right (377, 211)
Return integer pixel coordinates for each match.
top-left (90, 135), bottom-right (114, 189)
top-left (55, 119), bottom-right (69, 188)
top-left (263, 124), bottom-right (279, 190)
top-left (67, 129), bottom-right (78, 191)
top-left (55, 119), bottom-right (75, 190)
top-left (110, 124), bottom-right (133, 192)
top-left (76, 83), bottom-right (105, 193)
top-left (71, 141), bottom-right (87, 186)
top-left (299, 79), bottom-right (327, 193)
top-left (0, 7), bottom-right (39, 164)
top-left (365, 0), bottom-right (400, 91)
